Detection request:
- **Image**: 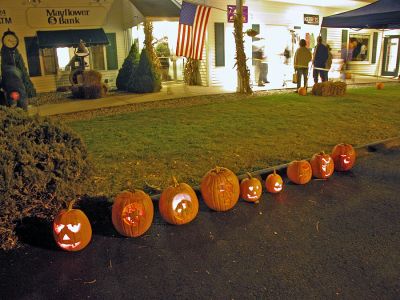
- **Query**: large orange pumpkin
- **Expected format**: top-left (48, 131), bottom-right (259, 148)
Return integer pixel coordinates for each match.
top-left (53, 201), bottom-right (92, 252)
top-left (331, 143), bottom-right (356, 171)
top-left (240, 172), bottom-right (262, 203)
top-left (310, 151), bottom-right (335, 179)
top-left (159, 176), bottom-right (199, 225)
top-left (265, 169), bottom-right (283, 193)
top-left (287, 160), bottom-right (312, 184)
top-left (112, 190), bottom-right (154, 237)
top-left (200, 166), bottom-right (240, 211)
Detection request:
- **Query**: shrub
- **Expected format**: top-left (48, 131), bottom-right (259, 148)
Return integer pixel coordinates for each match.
top-left (0, 106), bottom-right (92, 250)
top-left (116, 42), bottom-right (140, 91)
top-left (127, 48), bottom-right (161, 93)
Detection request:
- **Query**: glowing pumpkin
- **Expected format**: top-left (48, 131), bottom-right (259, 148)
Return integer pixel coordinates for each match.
top-left (53, 201), bottom-right (92, 252)
top-left (200, 166), bottom-right (240, 211)
top-left (240, 172), bottom-right (262, 203)
top-left (310, 151), bottom-right (335, 179)
top-left (159, 176), bottom-right (199, 225)
top-left (298, 87), bottom-right (307, 96)
top-left (331, 143), bottom-right (356, 171)
top-left (376, 82), bottom-right (384, 90)
top-left (287, 160), bottom-right (312, 185)
top-left (112, 190), bottom-right (154, 237)
top-left (265, 169), bottom-right (283, 193)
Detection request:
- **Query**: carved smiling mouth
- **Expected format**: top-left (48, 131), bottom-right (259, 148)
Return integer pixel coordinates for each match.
top-left (273, 183), bottom-right (282, 192)
top-left (58, 241), bottom-right (81, 249)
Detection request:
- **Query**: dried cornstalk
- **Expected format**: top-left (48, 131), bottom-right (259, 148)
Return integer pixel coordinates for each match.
top-left (184, 58), bottom-right (202, 85)
top-left (233, 12), bottom-right (252, 94)
top-left (143, 20), bottom-right (161, 71)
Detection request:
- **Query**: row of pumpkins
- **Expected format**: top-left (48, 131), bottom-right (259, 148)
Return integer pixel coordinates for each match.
top-left (53, 143), bottom-right (356, 252)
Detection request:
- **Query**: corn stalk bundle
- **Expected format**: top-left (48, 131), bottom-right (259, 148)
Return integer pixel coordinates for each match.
top-left (233, 12), bottom-right (252, 94)
top-left (184, 58), bottom-right (202, 85)
top-left (143, 21), bottom-right (161, 71)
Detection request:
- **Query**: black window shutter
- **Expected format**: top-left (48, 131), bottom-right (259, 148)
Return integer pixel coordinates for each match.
top-left (214, 23), bottom-right (225, 67)
top-left (24, 37), bottom-right (41, 77)
top-left (371, 32), bottom-right (378, 64)
top-left (320, 28), bottom-right (327, 44)
top-left (341, 30), bottom-right (348, 46)
top-left (106, 33), bottom-right (118, 70)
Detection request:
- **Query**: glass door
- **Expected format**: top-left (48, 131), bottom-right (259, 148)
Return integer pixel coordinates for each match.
top-left (381, 36), bottom-right (400, 76)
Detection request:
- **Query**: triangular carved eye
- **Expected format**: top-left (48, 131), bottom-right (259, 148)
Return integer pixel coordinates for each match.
top-left (63, 234), bottom-right (71, 241)
top-left (54, 224), bottom-right (65, 234)
top-left (67, 223), bottom-right (81, 233)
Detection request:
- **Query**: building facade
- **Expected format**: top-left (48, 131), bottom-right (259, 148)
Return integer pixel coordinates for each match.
top-left (0, 0), bottom-right (398, 94)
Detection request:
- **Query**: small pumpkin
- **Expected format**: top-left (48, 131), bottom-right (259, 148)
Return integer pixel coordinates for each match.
top-left (345, 72), bottom-right (352, 79)
top-left (298, 87), bottom-right (307, 96)
top-left (112, 190), bottom-right (154, 237)
top-left (376, 82), bottom-right (384, 90)
top-left (331, 143), bottom-right (356, 171)
top-left (200, 166), bottom-right (240, 211)
top-left (287, 160), bottom-right (312, 184)
top-left (159, 176), bottom-right (199, 225)
top-left (53, 200), bottom-right (92, 252)
top-left (310, 151), bottom-right (335, 179)
top-left (240, 172), bottom-right (262, 202)
top-left (265, 169), bottom-right (283, 193)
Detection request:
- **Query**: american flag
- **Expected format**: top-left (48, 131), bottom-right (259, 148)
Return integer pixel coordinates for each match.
top-left (176, 1), bottom-right (211, 60)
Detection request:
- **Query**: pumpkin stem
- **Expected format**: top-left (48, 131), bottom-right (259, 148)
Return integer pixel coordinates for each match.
top-left (67, 199), bottom-right (76, 210)
top-left (273, 169), bottom-right (277, 175)
top-left (172, 176), bottom-right (179, 187)
top-left (246, 172), bottom-right (252, 179)
top-left (215, 166), bottom-right (221, 173)
top-left (320, 151), bottom-right (325, 155)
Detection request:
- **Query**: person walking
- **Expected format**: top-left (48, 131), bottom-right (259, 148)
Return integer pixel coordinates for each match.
top-left (312, 36), bottom-right (329, 84)
top-left (294, 39), bottom-right (312, 91)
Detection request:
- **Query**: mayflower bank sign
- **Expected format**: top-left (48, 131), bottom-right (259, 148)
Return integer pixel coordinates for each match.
top-left (26, 7), bottom-right (107, 27)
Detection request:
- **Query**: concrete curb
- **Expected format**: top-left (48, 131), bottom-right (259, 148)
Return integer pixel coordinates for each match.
top-left (150, 136), bottom-right (400, 201)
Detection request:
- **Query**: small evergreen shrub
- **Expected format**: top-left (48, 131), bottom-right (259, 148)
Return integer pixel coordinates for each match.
top-left (127, 48), bottom-right (161, 93)
top-left (116, 42), bottom-right (140, 91)
top-left (0, 106), bottom-right (92, 250)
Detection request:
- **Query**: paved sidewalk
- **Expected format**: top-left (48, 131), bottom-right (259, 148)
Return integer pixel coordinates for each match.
top-left (28, 75), bottom-right (397, 117)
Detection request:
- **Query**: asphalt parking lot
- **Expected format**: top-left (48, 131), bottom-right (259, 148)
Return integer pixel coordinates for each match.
top-left (1, 144), bottom-right (399, 299)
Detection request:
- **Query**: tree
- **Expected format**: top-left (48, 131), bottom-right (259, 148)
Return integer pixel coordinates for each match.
top-left (127, 48), bottom-right (161, 93)
top-left (116, 42), bottom-right (140, 91)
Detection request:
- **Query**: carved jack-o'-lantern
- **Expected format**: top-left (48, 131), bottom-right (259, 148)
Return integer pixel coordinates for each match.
top-left (265, 169), bottom-right (283, 193)
top-left (159, 176), bottom-right (199, 225)
top-left (200, 166), bottom-right (240, 211)
top-left (310, 151), bottom-right (335, 179)
top-left (53, 201), bottom-right (92, 252)
top-left (331, 143), bottom-right (356, 171)
top-left (240, 172), bottom-right (262, 203)
top-left (112, 190), bottom-right (154, 237)
top-left (287, 160), bottom-right (312, 184)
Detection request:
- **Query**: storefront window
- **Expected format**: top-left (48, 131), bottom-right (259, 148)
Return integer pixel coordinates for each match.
top-left (41, 48), bottom-right (57, 74)
top-left (56, 48), bottom-right (70, 71)
top-left (348, 34), bottom-right (370, 61)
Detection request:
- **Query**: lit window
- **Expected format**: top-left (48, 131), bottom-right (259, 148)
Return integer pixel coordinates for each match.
top-left (56, 47), bottom-right (71, 71)
top-left (348, 34), bottom-right (370, 62)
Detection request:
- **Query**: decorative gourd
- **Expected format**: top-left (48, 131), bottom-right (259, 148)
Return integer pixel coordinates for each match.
top-left (200, 166), bottom-right (240, 211)
top-left (298, 87), bottom-right (307, 96)
top-left (310, 151), bottom-right (335, 179)
top-left (345, 72), bottom-right (352, 79)
top-left (265, 169), bottom-right (283, 193)
top-left (240, 172), bottom-right (262, 203)
top-left (159, 176), bottom-right (199, 225)
top-left (376, 82), bottom-right (384, 90)
top-left (112, 190), bottom-right (154, 237)
top-left (287, 160), bottom-right (312, 184)
top-left (331, 143), bottom-right (356, 171)
top-left (53, 200), bottom-right (92, 252)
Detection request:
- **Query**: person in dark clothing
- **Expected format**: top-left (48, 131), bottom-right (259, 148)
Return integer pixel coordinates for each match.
top-left (312, 36), bottom-right (329, 83)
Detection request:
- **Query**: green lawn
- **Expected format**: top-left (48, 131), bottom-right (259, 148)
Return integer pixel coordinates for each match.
top-left (68, 84), bottom-right (400, 196)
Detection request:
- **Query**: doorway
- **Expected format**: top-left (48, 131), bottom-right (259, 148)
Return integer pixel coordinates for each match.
top-left (381, 35), bottom-right (400, 77)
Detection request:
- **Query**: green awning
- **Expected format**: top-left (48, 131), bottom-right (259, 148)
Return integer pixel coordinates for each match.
top-left (36, 28), bottom-right (109, 48)
top-left (129, 0), bottom-right (181, 18)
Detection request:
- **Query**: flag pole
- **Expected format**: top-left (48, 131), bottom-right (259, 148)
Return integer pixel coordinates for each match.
top-left (182, 0), bottom-right (227, 12)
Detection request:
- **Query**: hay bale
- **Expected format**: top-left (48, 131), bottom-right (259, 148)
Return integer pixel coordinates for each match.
top-left (311, 81), bottom-right (346, 97)
top-left (82, 70), bottom-right (102, 85)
